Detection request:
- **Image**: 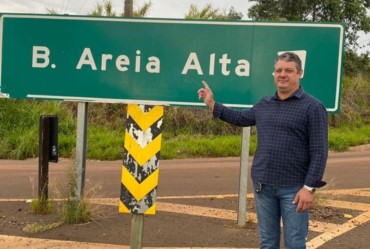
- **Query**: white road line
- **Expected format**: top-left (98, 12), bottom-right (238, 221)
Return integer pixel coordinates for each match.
top-left (307, 211), bottom-right (370, 248)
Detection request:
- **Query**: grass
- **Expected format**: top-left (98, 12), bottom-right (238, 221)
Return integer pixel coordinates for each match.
top-left (1, 112), bottom-right (369, 160)
top-left (29, 198), bottom-right (53, 214)
top-left (87, 127), bottom-right (124, 160)
top-left (161, 134), bottom-right (257, 159)
top-left (59, 198), bottom-right (94, 224)
top-left (25, 159), bottom-right (100, 234)
top-left (329, 125), bottom-right (370, 151)
top-left (22, 221), bottom-right (63, 234)
top-left (27, 158), bottom-right (100, 229)
top-left (58, 159), bottom-right (100, 224)
top-left (0, 99), bottom-right (75, 159)
top-left (0, 74), bottom-right (370, 161)
top-left (312, 178), bottom-right (337, 208)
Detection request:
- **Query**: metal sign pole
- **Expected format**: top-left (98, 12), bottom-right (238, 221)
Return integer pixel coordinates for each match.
top-left (130, 214), bottom-right (144, 249)
top-left (121, 4), bottom-right (146, 249)
top-left (75, 102), bottom-right (88, 200)
top-left (121, 5), bottom-right (147, 249)
top-left (237, 127), bottom-right (251, 226)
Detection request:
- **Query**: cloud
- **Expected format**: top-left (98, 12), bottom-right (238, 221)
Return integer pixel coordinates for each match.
top-left (2, 0), bottom-right (252, 18)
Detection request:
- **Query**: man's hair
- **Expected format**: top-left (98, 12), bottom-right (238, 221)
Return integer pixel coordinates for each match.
top-left (275, 52), bottom-right (302, 72)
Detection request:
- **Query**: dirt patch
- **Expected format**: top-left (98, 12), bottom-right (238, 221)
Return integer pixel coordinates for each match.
top-left (310, 205), bottom-right (361, 224)
top-left (0, 200), bottom-right (259, 248)
top-left (0, 196), bottom-right (362, 248)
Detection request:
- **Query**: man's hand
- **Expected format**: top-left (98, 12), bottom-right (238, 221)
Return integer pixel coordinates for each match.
top-left (198, 80), bottom-right (215, 111)
top-left (293, 188), bottom-right (314, 212)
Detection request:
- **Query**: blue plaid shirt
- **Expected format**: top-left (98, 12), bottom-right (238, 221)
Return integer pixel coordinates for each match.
top-left (213, 87), bottom-right (328, 187)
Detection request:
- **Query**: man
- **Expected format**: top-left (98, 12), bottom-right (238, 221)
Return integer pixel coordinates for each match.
top-left (198, 52), bottom-right (328, 249)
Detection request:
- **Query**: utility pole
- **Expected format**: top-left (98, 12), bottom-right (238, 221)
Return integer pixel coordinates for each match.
top-left (124, 0), bottom-right (133, 17)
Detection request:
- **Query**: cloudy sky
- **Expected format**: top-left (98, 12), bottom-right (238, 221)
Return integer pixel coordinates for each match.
top-left (1, 0), bottom-right (254, 19)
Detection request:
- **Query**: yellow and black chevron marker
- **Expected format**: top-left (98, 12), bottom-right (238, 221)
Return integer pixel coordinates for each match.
top-left (119, 104), bottom-right (163, 215)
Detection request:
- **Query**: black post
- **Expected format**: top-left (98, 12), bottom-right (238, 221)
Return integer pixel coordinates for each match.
top-left (38, 115), bottom-right (58, 200)
top-left (48, 116), bottom-right (59, 163)
top-left (39, 116), bottom-right (50, 200)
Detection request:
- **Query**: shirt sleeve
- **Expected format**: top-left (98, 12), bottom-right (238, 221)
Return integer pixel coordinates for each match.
top-left (304, 103), bottom-right (329, 188)
top-left (213, 102), bottom-right (256, 127)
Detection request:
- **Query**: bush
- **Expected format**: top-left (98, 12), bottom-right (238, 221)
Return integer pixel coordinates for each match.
top-left (330, 75), bottom-right (370, 128)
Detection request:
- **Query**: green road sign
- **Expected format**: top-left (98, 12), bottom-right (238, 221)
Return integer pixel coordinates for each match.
top-left (0, 14), bottom-right (344, 112)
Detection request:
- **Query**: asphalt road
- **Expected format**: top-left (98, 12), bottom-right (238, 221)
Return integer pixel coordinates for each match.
top-left (0, 149), bottom-right (369, 249)
top-left (0, 150), bottom-right (369, 199)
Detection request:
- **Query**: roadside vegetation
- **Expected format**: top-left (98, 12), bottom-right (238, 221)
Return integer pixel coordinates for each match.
top-left (54, 158), bottom-right (98, 224)
top-left (24, 159), bottom-right (99, 233)
top-left (0, 74), bottom-right (369, 160)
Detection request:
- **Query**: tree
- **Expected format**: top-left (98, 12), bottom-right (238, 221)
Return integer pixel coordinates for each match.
top-left (185, 4), bottom-right (243, 20)
top-left (248, 0), bottom-right (370, 50)
top-left (46, 0), bottom-right (151, 17)
top-left (89, 0), bottom-right (116, 16)
top-left (344, 50), bottom-right (370, 77)
top-left (89, 0), bottom-right (152, 17)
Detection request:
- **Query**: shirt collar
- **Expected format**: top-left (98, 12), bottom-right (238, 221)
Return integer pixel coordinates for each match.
top-left (273, 86), bottom-right (304, 100)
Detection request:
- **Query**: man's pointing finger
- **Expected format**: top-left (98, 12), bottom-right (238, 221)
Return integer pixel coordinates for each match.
top-left (202, 80), bottom-right (210, 90)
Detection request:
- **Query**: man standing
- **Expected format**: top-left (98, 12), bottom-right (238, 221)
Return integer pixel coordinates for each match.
top-left (198, 52), bottom-right (328, 249)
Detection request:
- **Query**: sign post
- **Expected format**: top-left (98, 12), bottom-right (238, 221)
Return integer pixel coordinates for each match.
top-left (75, 102), bottom-right (88, 201)
top-left (120, 104), bottom-right (164, 249)
top-left (237, 127), bottom-right (251, 226)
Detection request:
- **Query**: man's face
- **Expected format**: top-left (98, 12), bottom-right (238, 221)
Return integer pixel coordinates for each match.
top-left (273, 60), bottom-right (303, 95)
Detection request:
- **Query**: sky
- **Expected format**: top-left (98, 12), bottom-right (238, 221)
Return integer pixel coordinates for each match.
top-left (1, 0), bottom-right (370, 53)
top-left (0, 0), bottom-right (254, 19)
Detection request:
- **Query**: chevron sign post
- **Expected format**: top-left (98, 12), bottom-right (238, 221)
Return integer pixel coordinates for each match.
top-left (119, 104), bottom-right (164, 215)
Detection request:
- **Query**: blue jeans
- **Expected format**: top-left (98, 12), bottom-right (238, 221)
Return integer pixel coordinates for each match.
top-left (253, 183), bottom-right (309, 249)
